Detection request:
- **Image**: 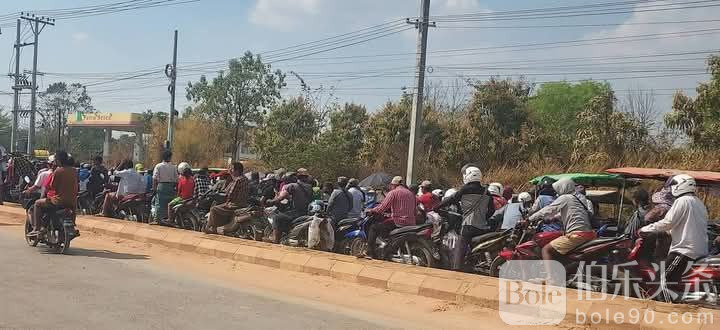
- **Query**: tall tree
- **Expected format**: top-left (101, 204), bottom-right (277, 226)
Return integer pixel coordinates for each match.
top-left (186, 51), bottom-right (285, 159)
top-left (0, 107), bottom-right (12, 150)
top-left (665, 55), bottom-right (720, 148)
top-left (38, 82), bottom-right (94, 150)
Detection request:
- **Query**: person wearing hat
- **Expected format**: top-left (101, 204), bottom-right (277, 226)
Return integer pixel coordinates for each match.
top-left (417, 180), bottom-right (438, 212)
top-left (362, 176), bottom-right (417, 259)
top-left (327, 176), bottom-right (352, 224)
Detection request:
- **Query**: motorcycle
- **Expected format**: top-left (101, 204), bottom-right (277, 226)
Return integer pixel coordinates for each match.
top-left (217, 202), bottom-right (269, 241)
top-left (22, 178), bottom-right (79, 254)
top-left (614, 234), bottom-right (720, 307)
top-left (345, 214), bottom-right (438, 267)
top-left (334, 217), bottom-right (363, 254)
top-left (276, 201), bottom-right (333, 250)
top-left (172, 198), bottom-right (201, 230)
top-left (433, 209), bottom-right (515, 275)
top-left (490, 217), bottom-right (632, 291)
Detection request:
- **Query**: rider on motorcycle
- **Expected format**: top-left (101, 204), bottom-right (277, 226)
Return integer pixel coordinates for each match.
top-left (528, 178), bottom-right (594, 285)
top-left (361, 175), bottom-right (417, 259)
top-left (639, 174), bottom-right (708, 303)
top-left (24, 159), bottom-right (54, 198)
top-left (267, 169), bottom-right (313, 243)
top-left (433, 167), bottom-right (495, 270)
top-left (491, 192), bottom-right (533, 230)
top-left (204, 162), bottom-right (249, 234)
top-left (327, 176), bottom-right (352, 224)
top-left (27, 151), bottom-right (78, 237)
top-left (98, 159), bottom-right (145, 217)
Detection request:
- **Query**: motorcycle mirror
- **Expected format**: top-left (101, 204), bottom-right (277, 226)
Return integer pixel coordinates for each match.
top-left (23, 176), bottom-right (31, 184)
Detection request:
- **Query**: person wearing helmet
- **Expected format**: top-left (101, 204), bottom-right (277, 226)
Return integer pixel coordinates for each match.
top-left (530, 176), bottom-right (557, 213)
top-left (491, 192), bottom-right (534, 230)
top-left (150, 150), bottom-right (178, 224)
top-left (640, 174), bottom-right (708, 303)
top-left (434, 167), bottom-right (495, 270)
top-left (488, 182), bottom-right (507, 210)
top-left (529, 178), bottom-right (595, 285)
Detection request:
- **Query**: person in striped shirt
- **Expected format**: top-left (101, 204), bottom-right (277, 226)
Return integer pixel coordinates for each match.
top-left (363, 176), bottom-right (417, 259)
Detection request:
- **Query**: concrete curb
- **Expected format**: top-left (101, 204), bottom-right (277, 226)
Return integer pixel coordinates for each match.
top-left (1, 205), bottom-right (717, 329)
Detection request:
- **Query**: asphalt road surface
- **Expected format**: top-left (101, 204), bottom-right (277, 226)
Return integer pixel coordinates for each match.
top-left (0, 224), bottom-right (389, 330)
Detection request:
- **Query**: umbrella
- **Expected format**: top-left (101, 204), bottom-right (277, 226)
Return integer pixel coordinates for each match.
top-left (359, 172), bottom-right (392, 188)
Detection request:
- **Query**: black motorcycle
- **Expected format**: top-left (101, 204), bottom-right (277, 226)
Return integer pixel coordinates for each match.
top-left (22, 189), bottom-right (78, 254)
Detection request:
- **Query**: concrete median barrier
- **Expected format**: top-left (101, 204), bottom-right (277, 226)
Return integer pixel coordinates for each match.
top-left (0, 204), bottom-right (717, 329)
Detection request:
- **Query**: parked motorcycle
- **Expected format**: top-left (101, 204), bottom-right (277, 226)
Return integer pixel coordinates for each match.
top-left (345, 214), bottom-right (438, 267)
top-left (22, 179), bottom-right (78, 254)
top-left (334, 217), bottom-right (362, 254)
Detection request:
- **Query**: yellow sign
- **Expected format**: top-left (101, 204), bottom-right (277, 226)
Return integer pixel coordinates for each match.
top-left (67, 112), bottom-right (143, 127)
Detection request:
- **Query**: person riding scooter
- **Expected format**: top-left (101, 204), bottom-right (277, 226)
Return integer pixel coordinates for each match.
top-left (639, 174), bottom-right (708, 303)
top-left (98, 159), bottom-right (145, 217)
top-left (528, 178), bottom-right (595, 285)
top-left (361, 175), bottom-right (417, 259)
top-left (267, 170), bottom-right (313, 243)
top-left (433, 167), bottom-right (495, 271)
top-left (204, 162), bottom-right (249, 234)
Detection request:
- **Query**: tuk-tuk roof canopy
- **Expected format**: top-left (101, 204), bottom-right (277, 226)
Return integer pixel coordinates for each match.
top-left (605, 167), bottom-right (720, 186)
top-left (529, 173), bottom-right (626, 187)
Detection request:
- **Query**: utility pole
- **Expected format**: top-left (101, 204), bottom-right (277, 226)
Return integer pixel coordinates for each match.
top-left (405, 0), bottom-right (434, 184)
top-left (20, 13), bottom-right (54, 156)
top-left (10, 19), bottom-right (21, 152)
top-left (165, 29), bottom-right (178, 151)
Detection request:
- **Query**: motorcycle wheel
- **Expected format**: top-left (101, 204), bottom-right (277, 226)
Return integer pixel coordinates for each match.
top-left (407, 241), bottom-right (435, 268)
top-left (348, 237), bottom-right (367, 257)
top-left (24, 218), bottom-right (39, 247)
top-left (179, 212), bottom-right (199, 231)
top-left (489, 256), bottom-right (506, 277)
top-left (48, 228), bottom-right (71, 254)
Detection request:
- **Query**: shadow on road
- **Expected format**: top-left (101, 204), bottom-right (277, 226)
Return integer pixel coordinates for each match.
top-left (45, 247), bottom-right (150, 260)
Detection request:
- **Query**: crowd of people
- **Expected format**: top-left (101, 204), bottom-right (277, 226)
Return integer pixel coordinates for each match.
top-left (11, 150), bottom-right (714, 303)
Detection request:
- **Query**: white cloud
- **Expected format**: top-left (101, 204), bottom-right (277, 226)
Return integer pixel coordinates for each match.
top-left (438, 0), bottom-right (488, 12)
top-left (72, 32), bottom-right (89, 42)
top-left (249, 0), bottom-right (323, 31)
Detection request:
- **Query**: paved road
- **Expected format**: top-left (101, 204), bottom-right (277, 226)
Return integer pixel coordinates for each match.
top-left (0, 225), bottom-right (390, 330)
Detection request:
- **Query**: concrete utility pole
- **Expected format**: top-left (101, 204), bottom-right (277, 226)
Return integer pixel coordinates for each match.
top-left (405, 0), bottom-right (434, 184)
top-left (20, 13), bottom-right (54, 156)
top-left (165, 29), bottom-right (178, 151)
top-left (10, 19), bottom-right (21, 152)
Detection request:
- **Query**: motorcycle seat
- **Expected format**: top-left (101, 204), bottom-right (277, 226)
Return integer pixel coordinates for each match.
top-left (471, 231), bottom-right (506, 244)
top-left (337, 218), bottom-right (359, 226)
top-left (290, 215), bottom-right (312, 227)
top-left (695, 256), bottom-right (720, 266)
top-left (389, 223), bottom-right (432, 236)
top-left (569, 236), bottom-right (625, 253)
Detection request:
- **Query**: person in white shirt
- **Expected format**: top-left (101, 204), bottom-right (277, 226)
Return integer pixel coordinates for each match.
top-left (151, 150), bottom-right (178, 223)
top-left (24, 157), bottom-right (55, 198)
top-left (640, 174), bottom-right (708, 303)
top-left (98, 159), bottom-right (145, 217)
top-left (346, 178), bottom-right (365, 219)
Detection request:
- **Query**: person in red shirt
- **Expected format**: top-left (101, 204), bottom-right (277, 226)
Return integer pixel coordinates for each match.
top-left (167, 166), bottom-right (195, 226)
top-left (362, 176), bottom-right (417, 259)
top-left (417, 180), bottom-right (438, 212)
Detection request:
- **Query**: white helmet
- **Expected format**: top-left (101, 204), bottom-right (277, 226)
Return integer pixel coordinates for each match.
top-left (669, 174), bottom-right (696, 197)
top-left (463, 168), bottom-right (483, 184)
top-left (518, 192), bottom-right (532, 203)
top-left (432, 189), bottom-right (443, 198)
top-left (488, 182), bottom-right (503, 196)
top-left (444, 188), bottom-right (458, 199)
top-left (177, 162), bottom-right (191, 174)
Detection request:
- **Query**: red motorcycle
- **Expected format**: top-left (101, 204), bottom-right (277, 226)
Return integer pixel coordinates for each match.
top-left (490, 218), bottom-right (632, 291)
top-left (616, 235), bottom-right (720, 307)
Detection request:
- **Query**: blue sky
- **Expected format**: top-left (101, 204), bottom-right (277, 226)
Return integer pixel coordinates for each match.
top-left (0, 0), bottom-right (717, 120)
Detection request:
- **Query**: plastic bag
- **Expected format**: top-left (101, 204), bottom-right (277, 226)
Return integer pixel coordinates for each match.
top-left (308, 216), bottom-right (335, 251)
